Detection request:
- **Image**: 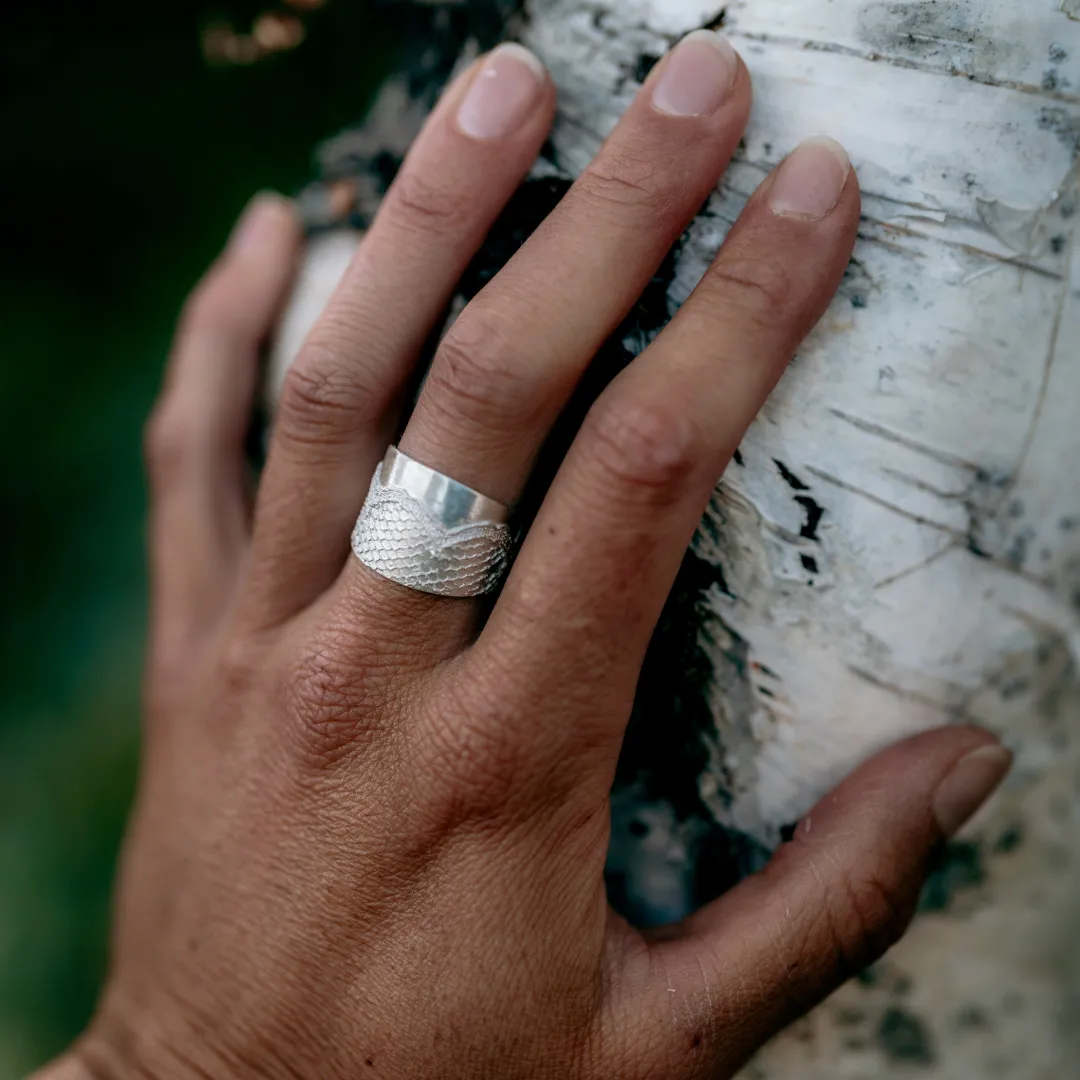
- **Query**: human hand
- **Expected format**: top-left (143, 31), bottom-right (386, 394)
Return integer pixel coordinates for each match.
top-left (48, 34), bottom-right (1011, 1080)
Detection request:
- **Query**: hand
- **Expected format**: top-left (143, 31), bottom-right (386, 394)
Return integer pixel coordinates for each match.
top-left (47, 35), bottom-right (1011, 1080)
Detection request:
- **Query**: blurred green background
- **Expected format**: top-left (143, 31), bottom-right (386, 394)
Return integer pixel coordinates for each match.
top-left (0, 2), bottom-right (391, 1072)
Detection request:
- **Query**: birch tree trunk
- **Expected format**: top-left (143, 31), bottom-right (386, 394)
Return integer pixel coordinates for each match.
top-left (272, 1), bottom-right (1080, 1075)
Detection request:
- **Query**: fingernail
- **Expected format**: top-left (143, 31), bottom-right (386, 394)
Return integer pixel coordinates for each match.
top-left (933, 744), bottom-right (1013, 837)
top-left (229, 192), bottom-right (294, 255)
top-left (768, 137), bottom-right (851, 219)
top-left (652, 30), bottom-right (739, 117)
top-left (456, 44), bottom-right (547, 140)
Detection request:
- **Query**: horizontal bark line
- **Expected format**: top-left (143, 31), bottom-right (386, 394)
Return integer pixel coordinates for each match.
top-left (732, 29), bottom-right (1080, 105)
top-left (859, 215), bottom-right (1063, 276)
top-left (826, 409), bottom-right (982, 471)
top-left (852, 223), bottom-right (1065, 281)
top-left (845, 663), bottom-right (972, 716)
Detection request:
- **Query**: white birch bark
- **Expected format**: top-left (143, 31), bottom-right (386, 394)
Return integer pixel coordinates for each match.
top-left (527, 4), bottom-right (1080, 1075)
top-left (272, 1), bottom-right (1080, 1074)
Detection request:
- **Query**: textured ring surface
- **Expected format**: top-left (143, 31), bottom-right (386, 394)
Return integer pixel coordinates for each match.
top-left (351, 447), bottom-right (513, 597)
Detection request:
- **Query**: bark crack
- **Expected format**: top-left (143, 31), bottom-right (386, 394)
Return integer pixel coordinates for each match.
top-left (997, 230), bottom-right (1074, 508)
top-left (858, 214), bottom-right (1068, 282)
top-left (845, 665), bottom-right (969, 717)
top-left (806, 465), bottom-right (965, 537)
top-left (808, 462), bottom-right (1061, 591)
top-left (826, 409), bottom-right (981, 472)
top-left (880, 468), bottom-right (969, 502)
top-left (873, 542), bottom-right (958, 591)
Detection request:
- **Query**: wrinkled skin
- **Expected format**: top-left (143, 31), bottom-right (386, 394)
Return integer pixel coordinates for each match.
top-left (38, 35), bottom-right (1011, 1080)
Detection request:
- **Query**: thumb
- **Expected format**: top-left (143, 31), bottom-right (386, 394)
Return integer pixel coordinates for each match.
top-left (639, 726), bottom-right (1012, 1078)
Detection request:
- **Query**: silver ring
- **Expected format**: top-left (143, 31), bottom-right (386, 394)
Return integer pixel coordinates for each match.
top-left (351, 447), bottom-right (513, 597)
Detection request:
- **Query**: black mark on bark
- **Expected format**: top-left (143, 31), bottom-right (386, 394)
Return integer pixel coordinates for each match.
top-left (774, 459), bottom-right (810, 491)
top-left (699, 7), bottom-right (728, 31)
top-left (774, 460), bottom-right (825, 543)
top-left (877, 1007), bottom-right (937, 1066)
top-left (920, 841), bottom-right (986, 912)
top-left (636, 53), bottom-right (661, 81)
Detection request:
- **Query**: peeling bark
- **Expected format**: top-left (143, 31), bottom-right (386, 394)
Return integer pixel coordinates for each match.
top-left (270, 2), bottom-right (1080, 1075)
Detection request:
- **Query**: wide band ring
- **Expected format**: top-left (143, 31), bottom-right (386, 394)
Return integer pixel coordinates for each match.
top-left (351, 447), bottom-right (514, 598)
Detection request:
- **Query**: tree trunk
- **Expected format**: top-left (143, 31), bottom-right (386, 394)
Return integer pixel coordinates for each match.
top-left (271, 1), bottom-right (1080, 1075)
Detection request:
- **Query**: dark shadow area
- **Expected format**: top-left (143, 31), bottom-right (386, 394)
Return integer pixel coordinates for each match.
top-left (0, 3), bottom-right (392, 1068)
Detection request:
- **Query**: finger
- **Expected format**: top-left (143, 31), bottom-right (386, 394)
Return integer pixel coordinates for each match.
top-left (391, 30), bottom-right (752, 509)
top-left (627, 727), bottom-right (1013, 1078)
top-left (146, 194), bottom-right (301, 662)
top-left (482, 139), bottom-right (859, 771)
top-left (242, 45), bottom-right (555, 630)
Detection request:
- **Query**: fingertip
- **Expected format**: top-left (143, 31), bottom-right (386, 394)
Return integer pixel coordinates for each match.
top-left (492, 42), bottom-right (548, 84)
top-left (228, 192), bottom-right (303, 259)
top-left (932, 741), bottom-right (1013, 838)
top-left (647, 725), bottom-right (1013, 1064)
top-left (453, 43), bottom-right (554, 142)
top-left (767, 137), bottom-right (852, 220)
top-left (649, 30), bottom-right (739, 118)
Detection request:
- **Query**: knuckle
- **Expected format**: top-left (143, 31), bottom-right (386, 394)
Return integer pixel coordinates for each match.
top-left (425, 316), bottom-right (542, 431)
top-left (823, 870), bottom-right (911, 979)
top-left (276, 346), bottom-right (369, 449)
top-left (178, 278), bottom-right (220, 332)
top-left (577, 147), bottom-right (678, 217)
top-left (145, 632), bottom-right (249, 722)
top-left (278, 627), bottom-right (388, 770)
top-left (384, 169), bottom-right (474, 237)
top-left (146, 634), bottom-right (229, 723)
top-left (179, 270), bottom-right (247, 345)
top-left (219, 631), bottom-right (263, 698)
top-left (143, 405), bottom-right (192, 485)
top-left (707, 252), bottom-right (795, 324)
top-left (144, 652), bottom-right (193, 718)
top-left (409, 684), bottom-right (527, 828)
top-left (582, 391), bottom-right (699, 496)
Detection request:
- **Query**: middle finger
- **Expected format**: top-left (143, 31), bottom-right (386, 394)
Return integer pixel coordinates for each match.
top-left (395, 30), bottom-right (751, 510)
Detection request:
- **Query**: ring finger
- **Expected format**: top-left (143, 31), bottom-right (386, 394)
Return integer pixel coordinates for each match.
top-left (343, 30), bottom-right (752, 605)
top-left (242, 45), bottom-right (556, 630)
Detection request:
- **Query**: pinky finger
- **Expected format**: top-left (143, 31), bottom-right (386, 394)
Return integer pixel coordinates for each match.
top-left (146, 194), bottom-right (302, 663)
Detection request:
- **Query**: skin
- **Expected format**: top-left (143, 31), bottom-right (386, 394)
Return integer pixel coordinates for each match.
top-left (37, 39), bottom-right (1012, 1080)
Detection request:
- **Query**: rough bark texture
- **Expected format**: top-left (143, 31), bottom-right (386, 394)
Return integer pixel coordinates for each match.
top-left (270, 2), bottom-right (1080, 1075)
